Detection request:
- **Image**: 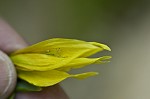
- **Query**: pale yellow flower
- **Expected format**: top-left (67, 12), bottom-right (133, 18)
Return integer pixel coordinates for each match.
top-left (10, 38), bottom-right (111, 87)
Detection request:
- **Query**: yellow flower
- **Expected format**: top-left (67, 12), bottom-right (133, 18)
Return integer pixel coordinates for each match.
top-left (10, 38), bottom-right (111, 87)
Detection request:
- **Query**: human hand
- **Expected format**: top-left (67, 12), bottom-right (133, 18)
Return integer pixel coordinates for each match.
top-left (0, 19), bottom-right (69, 99)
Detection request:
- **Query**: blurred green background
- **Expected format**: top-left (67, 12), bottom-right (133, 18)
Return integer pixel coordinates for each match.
top-left (1, 0), bottom-right (150, 99)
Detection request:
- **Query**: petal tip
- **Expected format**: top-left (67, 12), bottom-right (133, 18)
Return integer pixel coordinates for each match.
top-left (100, 44), bottom-right (111, 51)
top-left (89, 42), bottom-right (111, 51)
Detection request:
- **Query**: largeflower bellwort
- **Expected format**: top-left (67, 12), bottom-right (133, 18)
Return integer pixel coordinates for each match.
top-left (10, 38), bottom-right (111, 88)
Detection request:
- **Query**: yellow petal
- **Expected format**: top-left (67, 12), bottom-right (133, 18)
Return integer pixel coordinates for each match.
top-left (11, 53), bottom-right (84, 71)
top-left (11, 54), bottom-right (55, 66)
top-left (71, 72), bottom-right (99, 79)
top-left (18, 70), bottom-right (70, 87)
top-left (18, 70), bottom-right (98, 87)
top-left (80, 42), bottom-right (111, 57)
top-left (11, 38), bottom-right (107, 58)
top-left (57, 56), bottom-right (112, 71)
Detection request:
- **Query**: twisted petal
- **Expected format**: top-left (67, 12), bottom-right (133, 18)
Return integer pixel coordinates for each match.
top-left (57, 56), bottom-right (112, 71)
top-left (11, 38), bottom-right (110, 58)
top-left (18, 70), bottom-right (98, 87)
top-left (11, 53), bottom-right (87, 71)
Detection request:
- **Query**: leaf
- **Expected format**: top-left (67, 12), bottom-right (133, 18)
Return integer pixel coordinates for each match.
top-left (16, 80), bottom-right (42, 92)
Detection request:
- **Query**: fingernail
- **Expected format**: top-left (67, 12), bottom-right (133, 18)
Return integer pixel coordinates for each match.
top-left (0, 51), bottom-right (17, 99)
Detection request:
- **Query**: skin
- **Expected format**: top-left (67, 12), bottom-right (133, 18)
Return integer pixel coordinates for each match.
top-left (0, 19), bottom-right (69, 99)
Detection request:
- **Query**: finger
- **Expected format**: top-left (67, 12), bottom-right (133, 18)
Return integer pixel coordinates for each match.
top-left (0, 18), bottom-right (27, 98)
top-left (15, 84), bottom-right (69, 99)
top-left (0, 51), bottom-right (16, 99)
top-left (0, 18), bottom-right (27, 54)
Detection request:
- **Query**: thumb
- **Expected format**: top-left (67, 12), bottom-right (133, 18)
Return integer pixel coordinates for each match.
top-left (0, 50), bottom-right (17, 99)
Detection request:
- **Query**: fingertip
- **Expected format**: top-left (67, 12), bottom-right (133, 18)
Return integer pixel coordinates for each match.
top-left (0, 51), bottom-right (17, 99)
top-left (0, 18), bottom-right (27, 54)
